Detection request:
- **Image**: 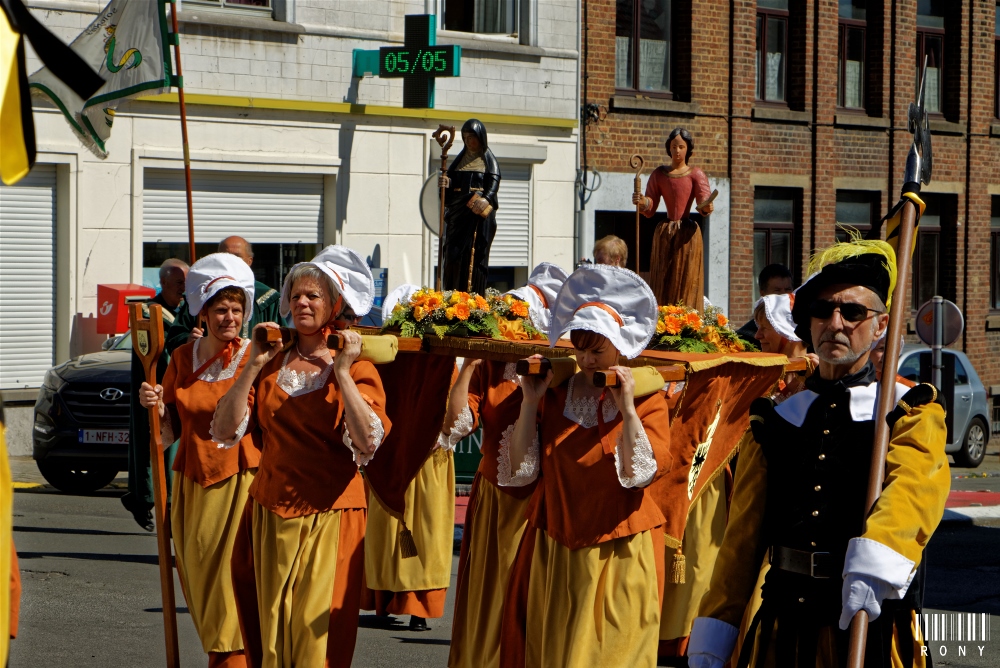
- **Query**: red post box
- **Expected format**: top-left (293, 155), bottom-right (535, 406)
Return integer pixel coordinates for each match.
top-left (97, 284), bottom-right (156, 334)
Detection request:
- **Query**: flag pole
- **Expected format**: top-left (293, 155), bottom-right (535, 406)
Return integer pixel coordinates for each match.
top-left (168, 0), bottom-right (196, 263)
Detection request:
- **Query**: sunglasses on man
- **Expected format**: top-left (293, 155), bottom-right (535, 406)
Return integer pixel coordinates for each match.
top-left (808, 299), bottom-right (884, 323)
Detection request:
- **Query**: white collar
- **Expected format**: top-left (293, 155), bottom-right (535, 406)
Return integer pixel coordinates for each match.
top-left (774, 381), bottom-right (911, 428)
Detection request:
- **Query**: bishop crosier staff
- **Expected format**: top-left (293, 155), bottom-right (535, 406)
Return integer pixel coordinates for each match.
top-left (211, 245), bottom-right (391, 668)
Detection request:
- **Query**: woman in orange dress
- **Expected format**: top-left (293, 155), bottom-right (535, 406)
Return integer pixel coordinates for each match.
top-left (445, 262), bottom-right (568, 668)
top-left (139, 253), bottom-right (260, 668)
top-left (212, 245), bottom-right (389, 668)
top-left (499, 264), bottom-right (673, 668)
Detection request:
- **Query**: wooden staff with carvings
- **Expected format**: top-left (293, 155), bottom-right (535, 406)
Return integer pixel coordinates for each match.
top-left (630, 154), bottom-right (644, 273)
top-left (432, 125), bottom-right (455, 291)
top-left (128, 303), bottom-right (180, 668)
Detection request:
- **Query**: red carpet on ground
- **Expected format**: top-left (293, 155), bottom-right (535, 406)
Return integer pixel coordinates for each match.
top-left (946, 490), bottom-right (1000, 508)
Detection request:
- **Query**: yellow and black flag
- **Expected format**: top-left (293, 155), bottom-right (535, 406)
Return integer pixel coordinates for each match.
top-left (0, 0), bottom-right (103, 184)
top-left (867, 191), bottom-right (926, 260)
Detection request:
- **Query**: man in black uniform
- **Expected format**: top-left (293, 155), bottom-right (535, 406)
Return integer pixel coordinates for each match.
top-left (121, 258), bottom-right (187, 531)
top-left (688, 241), bottom-right (950, 668)
top-left (437, 119), bottom-right (500, 294)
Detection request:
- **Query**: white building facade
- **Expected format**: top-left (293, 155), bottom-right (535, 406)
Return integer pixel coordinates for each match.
top-left (1, 0), bottom-right (580, 392)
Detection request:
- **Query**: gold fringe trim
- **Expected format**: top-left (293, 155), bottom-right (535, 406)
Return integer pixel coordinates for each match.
top-left (686, 354), bottom-right (791, 374)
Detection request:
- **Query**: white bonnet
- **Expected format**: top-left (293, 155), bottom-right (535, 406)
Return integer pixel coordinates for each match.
top-left (548, 264), bottom-right (657, 359)
top-left (382, 283), bottom-right (420, 321)
top-left (185, 253), bottom-right (256, 321)
top-left (280, 245), bottom-right (374, 319)
top-left (754, 293), bottom-right (801, 343)
top-left (506, 262), bottom-right (569, 333)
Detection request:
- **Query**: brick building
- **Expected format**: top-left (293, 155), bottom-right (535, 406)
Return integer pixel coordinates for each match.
top-left (579, 0), bottom-right (1000, 394)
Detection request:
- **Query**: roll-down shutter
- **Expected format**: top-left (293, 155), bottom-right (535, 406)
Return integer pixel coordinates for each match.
top-left (142, 169), bottom-right (323, 243)
top-left (490, 163), bottom-right (531, 266)
top-left (432, 163), bottom-right (531, 268)
top-left (0, 165), bottom-right (56, 389)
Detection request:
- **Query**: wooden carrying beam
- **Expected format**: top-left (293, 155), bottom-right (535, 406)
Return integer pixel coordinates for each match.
top-left (128, 303), bottom-right (180, 668)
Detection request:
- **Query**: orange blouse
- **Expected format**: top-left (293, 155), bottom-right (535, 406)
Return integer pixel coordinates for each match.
top-left (525, 384), bottom-right (673, 549)
top-left (466, 361), bottom-right (536, 499)
top-left (247, 353), bottom-right (391, 519)
top-left (162, 339), bottom-right (261, 487)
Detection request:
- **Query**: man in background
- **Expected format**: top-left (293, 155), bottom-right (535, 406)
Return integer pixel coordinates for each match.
top-left (122, 258), bottom-right (188, 531)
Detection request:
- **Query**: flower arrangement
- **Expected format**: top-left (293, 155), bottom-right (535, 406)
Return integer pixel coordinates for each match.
top-left (382, 288), bottom-right (543, 340)
top-left (653, 304), bottom-right (745, 353)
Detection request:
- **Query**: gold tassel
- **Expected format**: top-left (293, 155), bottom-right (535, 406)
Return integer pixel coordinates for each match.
top-left (671, 547), bottom-right (686, 584)
top-left (399, 525), bottom-right (418, 559)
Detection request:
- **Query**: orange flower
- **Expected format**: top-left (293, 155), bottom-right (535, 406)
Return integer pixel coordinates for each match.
top-left (454, 303), bottom-right (470, 321)
top-left (426, 294), bottom-right (443, 310)
top-left (664, 315), bottom-right (682, 335)
top-left (498, 318), bottom-right (529, 341)
top-left (413, 305), bottom-right (427, 321)
top-left (684, 312), bottom-right (703, 329)
top-left (474, 295), bottom-right (489, 310)
top-left (510, 300), bottom-right (529, 318)
top-left (665, 305), bottom-right (685, 316)
top-left (716, 313), bottom-right (728, 327)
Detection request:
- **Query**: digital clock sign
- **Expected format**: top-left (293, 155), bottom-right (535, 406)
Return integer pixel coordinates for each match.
top-left (378, 46), bottom-right (461, 78)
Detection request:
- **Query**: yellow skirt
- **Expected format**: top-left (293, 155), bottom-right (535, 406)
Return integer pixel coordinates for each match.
top-left (363, 448), bottom-right (455, 615)
top-left (524, 529), bottom-right (661, 668)
top-left (171, 469), bottom-right (254, 654)
top-left (660, 474), bottom-right (728, 652)
top-left (250, 501), bottom-right (366, 668)
top-left (448, 475), bottom-right (532, 668)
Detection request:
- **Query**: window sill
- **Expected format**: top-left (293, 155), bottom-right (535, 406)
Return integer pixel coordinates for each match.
top-left (834, 113), bottom-right (890, 129)
top-left (991, 123), bottom-right (1000, 138)
top-left (986, 314), bottom-right (1000, 331)
top-left (0, 388), bottom-right (38, 403)
top-left (752, 106), bottom-right (810, 124)
top-left (611, 96), bottom-right (700, 115)
top-left (177, 10), bottom-right (305, 36)
top-left (928, 119), bottom-right (965, 136)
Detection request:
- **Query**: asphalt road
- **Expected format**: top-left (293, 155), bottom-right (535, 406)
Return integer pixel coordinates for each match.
top-left (7, 440), bottom-right (1000, 666)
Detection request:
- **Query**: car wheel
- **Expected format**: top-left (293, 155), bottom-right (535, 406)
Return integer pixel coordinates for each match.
top-left (953, 418), bottom-right (988, 469)
top-left (35, 460), bottom-right (120, 494)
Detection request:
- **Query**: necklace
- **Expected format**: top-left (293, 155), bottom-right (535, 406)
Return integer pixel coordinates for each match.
top-left (296, 344), bottom-right (330, 362)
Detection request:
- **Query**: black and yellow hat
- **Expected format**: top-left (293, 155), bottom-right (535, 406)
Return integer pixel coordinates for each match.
top-left (791, 239), bottom-right (897, 343)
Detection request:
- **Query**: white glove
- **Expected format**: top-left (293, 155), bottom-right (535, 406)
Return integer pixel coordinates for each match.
top-left (687, 617), bottom-right (738, 668)
top-left (839, 573), bottom-right (894, 629)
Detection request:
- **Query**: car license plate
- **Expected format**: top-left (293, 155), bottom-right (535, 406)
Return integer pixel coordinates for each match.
top-left (78, 429), bottom-right (129, 444)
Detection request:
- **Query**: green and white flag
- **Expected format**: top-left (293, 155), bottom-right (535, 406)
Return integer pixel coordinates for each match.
top-left (29, 0), bottom-right (173, 156)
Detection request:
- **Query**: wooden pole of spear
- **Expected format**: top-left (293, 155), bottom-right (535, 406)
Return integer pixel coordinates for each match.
top-left (630, 154), bottom-right (644, 274)
top-left (128, 303), bottom-right (180, 668)
top-left (845, 197), bottom-right (919, 668)
top-left (169, 1), bottom-right (196, 264)
top-left (432, 125), bottom-right (456, 291)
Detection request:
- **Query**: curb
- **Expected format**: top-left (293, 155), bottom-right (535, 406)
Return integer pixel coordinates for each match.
top-left (941, 506), bottom-right (1000, 527)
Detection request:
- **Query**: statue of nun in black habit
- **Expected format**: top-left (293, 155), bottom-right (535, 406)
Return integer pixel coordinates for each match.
top-left (437, 119), bottom-right (501, 294)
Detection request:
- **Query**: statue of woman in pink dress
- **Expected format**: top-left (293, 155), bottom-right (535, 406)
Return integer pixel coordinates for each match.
top-left (631, 127), bottom-right (714, 308)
